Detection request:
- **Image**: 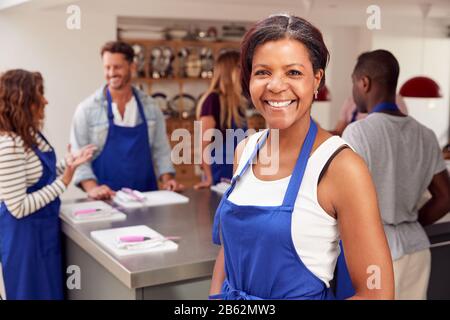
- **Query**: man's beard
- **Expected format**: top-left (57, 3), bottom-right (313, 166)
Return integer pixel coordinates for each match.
top-left (108, 73), bottom-right (131, 90)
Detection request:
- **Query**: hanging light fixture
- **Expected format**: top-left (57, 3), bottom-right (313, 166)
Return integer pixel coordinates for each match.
top-left (399, 3), bottom-right (442, 98)
top-left (400, 76), bottom-right (442, 98)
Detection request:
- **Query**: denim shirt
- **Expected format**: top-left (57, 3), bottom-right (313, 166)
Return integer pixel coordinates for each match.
top-left (70, 85), bottom-right (175, 187)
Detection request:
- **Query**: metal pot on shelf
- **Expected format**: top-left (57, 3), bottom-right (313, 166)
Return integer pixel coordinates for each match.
top-left (132, 44), bottom-right (146, 78)
top-left (150, 46), bottom-right (174, 79)
top-left (169, 94), bottom-right (197, 119)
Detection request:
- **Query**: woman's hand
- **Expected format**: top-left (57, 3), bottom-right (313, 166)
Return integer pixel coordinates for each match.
top-left (162, 179), bottom-right (185, 192)
top-left (61, 144), bottom-right (97, 186)
top-left (87, 184), bottom-right (116, 200)
top-left (65, 144), bottom-right (97, 168)
top-left (194, 178), bottom-right (213, 190)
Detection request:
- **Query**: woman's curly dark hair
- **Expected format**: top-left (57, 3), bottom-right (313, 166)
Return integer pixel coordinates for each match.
top-left (0, 69), bottom-right (45, 150)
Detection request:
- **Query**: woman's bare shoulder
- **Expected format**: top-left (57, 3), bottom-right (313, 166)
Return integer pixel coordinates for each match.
top-left (312, 126), bottom-right (334, 152)
top-left (329, 146), bottom-right (368, 178)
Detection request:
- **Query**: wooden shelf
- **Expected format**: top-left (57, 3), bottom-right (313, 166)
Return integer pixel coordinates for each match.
top-left (123, 37), bottom-right (240, 91)
top-left (121, 38), bottom-right (241, 48)
top-left (134, 77), bottom-right (211, 84)
top-left (120, 37), bottom-right (244, 187)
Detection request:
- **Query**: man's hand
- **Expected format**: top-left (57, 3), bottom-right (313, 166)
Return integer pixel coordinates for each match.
top-left (87, 184), bottom-right (116, 200)
top-left (194, 178), bottom-right (213, 190)
top-left (162, 179), bottom-right (185, 192)
top-left (160, 174), bottom-right (185, 192)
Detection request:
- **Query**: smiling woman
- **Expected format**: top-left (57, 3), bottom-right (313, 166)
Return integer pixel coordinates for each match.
top-left (209, 14), bottom-right (394, 300)
top-left (249, 38), bottom-right (322, 130)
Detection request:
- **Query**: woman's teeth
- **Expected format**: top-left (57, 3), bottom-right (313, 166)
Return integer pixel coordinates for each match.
top-left (266, 100), bottom-right (294, 108)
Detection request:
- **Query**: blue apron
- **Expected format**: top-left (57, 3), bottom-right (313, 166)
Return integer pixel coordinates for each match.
top-left (350, 109), bottom-right (359, 123)
top-left (334, 102), bottom-right (400, 299)
top-left (210, 120), bottom-right (246, 185)
top-left (92, 87), bottom-right (158, 192)
top-left (211, 119), bottom-right (335, 300)
top-left (0, 133), bottom-right (63, 300)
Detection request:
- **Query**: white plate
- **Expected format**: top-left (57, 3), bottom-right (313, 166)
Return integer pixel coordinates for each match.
top-left (113, 190), bottom-right (189, 209)
top-left (210, 182), bottom-right (231, 195)
top-left (91, 225), bottom-right (178, 257)
top-left (60, 201), bottom-right (126, 225)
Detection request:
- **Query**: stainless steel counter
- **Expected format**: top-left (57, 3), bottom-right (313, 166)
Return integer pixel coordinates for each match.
top-left (61, 189), bottom-right (221, 294)
top-left (61, 188), bottom-right (450, 299)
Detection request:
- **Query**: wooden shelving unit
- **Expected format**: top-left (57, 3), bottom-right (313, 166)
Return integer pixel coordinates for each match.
top-left (121, 37), bottom-right (265, 187)
top-left (122, 38), bottom-right (241, 95)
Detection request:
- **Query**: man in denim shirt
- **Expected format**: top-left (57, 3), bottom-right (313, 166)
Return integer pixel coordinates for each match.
top-left (70, 41), bottom-right (183, 199)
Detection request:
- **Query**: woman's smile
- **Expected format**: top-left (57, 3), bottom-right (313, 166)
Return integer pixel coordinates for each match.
top-left (250, 38), bottom-right (322, 130)
top-left (263, 99), bottom-right (298, 110)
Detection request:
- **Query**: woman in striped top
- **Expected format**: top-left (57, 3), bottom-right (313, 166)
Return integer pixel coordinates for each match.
top-left (0, 69), bottom-right (96, 300)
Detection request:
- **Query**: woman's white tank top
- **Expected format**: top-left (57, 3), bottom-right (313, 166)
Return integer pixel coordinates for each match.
top-left (228, 130), bottom-right (350, 287)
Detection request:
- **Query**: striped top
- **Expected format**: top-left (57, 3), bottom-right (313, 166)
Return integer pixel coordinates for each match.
top-left (0, 133), bottom-right (66, 219)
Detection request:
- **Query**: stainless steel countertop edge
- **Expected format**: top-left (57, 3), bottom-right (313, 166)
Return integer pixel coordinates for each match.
top-left (62, 219), bottom-right (216, 289)
top-left (61, 219), bottom-right (133, 288)
top-left (130, 260), bottom-right (215, 288)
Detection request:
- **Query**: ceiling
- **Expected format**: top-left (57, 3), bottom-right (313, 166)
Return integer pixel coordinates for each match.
top-left (2, 0), bottom-right (449, 27)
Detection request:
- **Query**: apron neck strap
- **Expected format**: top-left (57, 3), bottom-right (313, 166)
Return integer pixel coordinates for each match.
top-left (105, 88), bottom-right (114, 121)
top-left (131, 87), bottom-right (147, 122)
top-left (32, 131), bottom-right (55, 172)
top-left (105, 87), bottom-right (147, 124)
top-left (227, 117), bottom-right (317, 207)
top-left (281, 118), bottom-right (317, 207)
top-left (350, 109), bottom-right (358, 123)
top-left (225, 130), bottom-right (269, 196)
top-left (230, 130), bottom-right (269, 184)
top-left (35, 131), bottom-right (51, 148)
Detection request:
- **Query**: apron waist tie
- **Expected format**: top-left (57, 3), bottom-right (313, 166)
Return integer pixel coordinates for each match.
top-left (209, 280), bottom-right (263, 300)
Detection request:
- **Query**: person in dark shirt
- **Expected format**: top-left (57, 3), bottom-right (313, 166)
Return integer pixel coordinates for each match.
top-left (195, 51), bottom-right (247, 188)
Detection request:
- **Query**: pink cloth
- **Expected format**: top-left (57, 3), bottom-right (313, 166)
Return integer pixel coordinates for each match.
top-left (340, 94), bottom-right (409, 123)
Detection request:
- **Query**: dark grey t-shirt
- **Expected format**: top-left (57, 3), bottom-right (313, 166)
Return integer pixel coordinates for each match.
top-left (343, 113), bottom-right (446, 260)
